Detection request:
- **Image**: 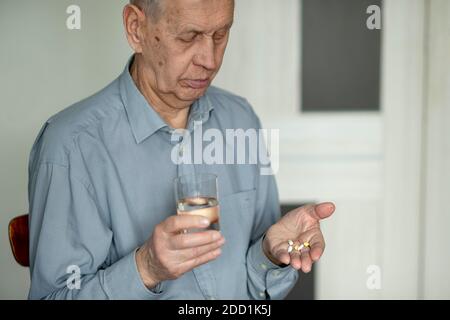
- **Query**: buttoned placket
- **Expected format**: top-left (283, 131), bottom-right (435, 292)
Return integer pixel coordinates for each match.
top-left (171, 108), bottom-right (218, 300)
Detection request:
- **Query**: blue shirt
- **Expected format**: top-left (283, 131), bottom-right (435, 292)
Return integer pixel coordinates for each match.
top-left (28, 58), bottom-right (298, 300)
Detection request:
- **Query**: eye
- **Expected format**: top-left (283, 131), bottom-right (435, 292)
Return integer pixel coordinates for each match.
top-left (179, 33), bottom-right (198, 43)
top-left (213, 30), bottom-right (229, 42)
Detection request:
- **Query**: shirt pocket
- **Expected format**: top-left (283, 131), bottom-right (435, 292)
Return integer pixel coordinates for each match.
top-left (218, 189), bottom-right (257, 262)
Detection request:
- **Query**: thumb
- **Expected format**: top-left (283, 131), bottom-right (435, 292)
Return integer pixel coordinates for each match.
top-left (313, 202), bottom-right (335, 220)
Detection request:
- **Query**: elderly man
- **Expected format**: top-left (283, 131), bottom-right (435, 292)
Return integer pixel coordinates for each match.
top-left (28, 0), bottom-right (335, 300)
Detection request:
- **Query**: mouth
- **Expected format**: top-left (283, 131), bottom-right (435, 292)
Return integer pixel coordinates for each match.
top-left (184, 78), bottom-right (210, 89)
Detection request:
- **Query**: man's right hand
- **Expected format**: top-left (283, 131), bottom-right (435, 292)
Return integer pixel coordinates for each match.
top-left (135, 214), bottom-right (225, 289)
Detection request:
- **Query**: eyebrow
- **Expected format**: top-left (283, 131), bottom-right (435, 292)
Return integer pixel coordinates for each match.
top-left (179, 22), bottom-right (234, 35)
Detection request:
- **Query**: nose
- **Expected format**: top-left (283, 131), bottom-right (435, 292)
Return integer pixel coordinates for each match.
top-left (193, 36), bottom-right (217, 71)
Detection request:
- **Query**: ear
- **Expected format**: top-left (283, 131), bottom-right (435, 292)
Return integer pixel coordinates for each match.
top-left (123, 4), bottom-right (147, 53)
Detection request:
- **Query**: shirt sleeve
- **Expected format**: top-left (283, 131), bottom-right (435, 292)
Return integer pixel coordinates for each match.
top-left (245, 174), bottom-right (299, 300)
top-left (28, 162), bottom-right (164, 300)
top-left (245, 111), bottom-right (299, 300)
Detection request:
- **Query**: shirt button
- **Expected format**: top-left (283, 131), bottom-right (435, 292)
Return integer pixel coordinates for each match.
top-left (260, 263), bottom-right (268, 270)
top-left (259, 292), bottom-right (266, 298)
top-left (179, 146), bottom-right (184, 157)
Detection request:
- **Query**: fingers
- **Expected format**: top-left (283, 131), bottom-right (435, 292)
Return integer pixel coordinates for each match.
top-left (270, 228), bottom-right (326, 272)
top-left (163, 214), bottom-right (210, 234)
top-left (272, 244), bottom-right (292, 266)
top-left (180, 246), bottom-right (223, 271)
top-left (179, 237), bottom-right (225, 261)
top-left (170, 230), bottom-right (223, 250)
top-left (269, 241), bottom-right (308, 270)
top-left (286, 243), bottom-right (313, 273)
top-left (312, 202), bottom-right (335, 220)
top-left (300, 249), bottom-right (313, 273)
top-left (289, 250), bottom-right (302, 270)
top-left (309, 232), bottom-right (325, 261)
top-left (272, 241), bottom-right (313, 272)
top-left (147, 216), bottom-right (224, 283)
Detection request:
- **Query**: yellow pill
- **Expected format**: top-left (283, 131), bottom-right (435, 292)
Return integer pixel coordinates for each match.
top-left (303, 242), bottom-right (310, 248)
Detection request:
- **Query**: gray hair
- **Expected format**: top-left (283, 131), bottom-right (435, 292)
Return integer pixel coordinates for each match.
top-left (130, 0), bottom-right (163, 21)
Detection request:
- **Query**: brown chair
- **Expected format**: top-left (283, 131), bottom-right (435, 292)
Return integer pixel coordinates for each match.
top-left (8, 214), bottom-right (30, 267)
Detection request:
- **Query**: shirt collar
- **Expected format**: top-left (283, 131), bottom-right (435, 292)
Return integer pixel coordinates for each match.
top-left (119, 56), bottom-right (214, 144)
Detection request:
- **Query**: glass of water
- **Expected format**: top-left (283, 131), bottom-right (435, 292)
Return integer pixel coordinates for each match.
top-left (174, 173), bottom-right (220, 232)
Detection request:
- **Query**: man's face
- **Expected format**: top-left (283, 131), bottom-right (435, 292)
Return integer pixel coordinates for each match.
top-left (139, 0), bottom-right (234, 105)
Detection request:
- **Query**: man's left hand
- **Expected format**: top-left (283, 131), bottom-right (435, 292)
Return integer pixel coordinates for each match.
top-left (263, 202), bottom-right (335, 273)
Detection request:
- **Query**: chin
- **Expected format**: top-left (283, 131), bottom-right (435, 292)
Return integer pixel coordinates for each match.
top-left (179, 87), bottom-right (209, 101)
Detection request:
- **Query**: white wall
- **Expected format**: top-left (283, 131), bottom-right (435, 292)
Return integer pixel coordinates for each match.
top-left (422, 0), bottom-right (450, 299)
top-left (380, 0), bottom-right (450, 299)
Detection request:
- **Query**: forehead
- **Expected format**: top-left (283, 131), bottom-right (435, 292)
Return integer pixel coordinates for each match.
top-left (163, 0), bottom-right (235, 33)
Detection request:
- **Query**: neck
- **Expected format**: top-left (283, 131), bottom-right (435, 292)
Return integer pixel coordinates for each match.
top-left (130, 56), bottom-right (190, 129)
